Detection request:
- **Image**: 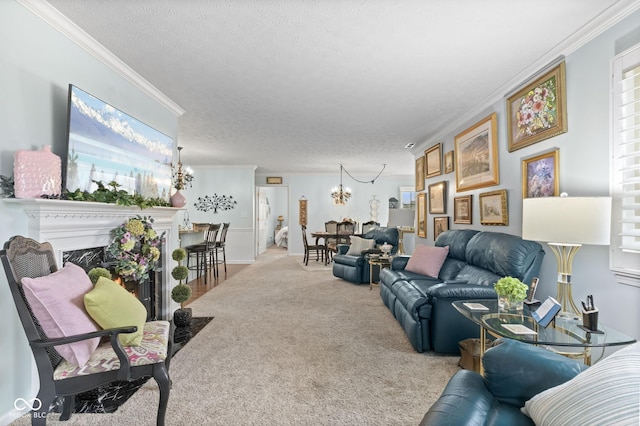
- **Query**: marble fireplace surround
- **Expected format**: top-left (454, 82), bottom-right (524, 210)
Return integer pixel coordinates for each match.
top-left (5, 198), bottom-right (181, 319)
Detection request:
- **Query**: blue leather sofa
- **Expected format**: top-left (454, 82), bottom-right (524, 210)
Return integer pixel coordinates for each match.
top-left (420, 338), bottom-right (587, 425)
top-left (332, 226), bottom-right (399, 284)
top-left (380, 229), bottom-right (545, 353)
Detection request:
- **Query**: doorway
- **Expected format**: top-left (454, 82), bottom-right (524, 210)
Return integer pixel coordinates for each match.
top-left (256, 186), bottom-right (289, 256)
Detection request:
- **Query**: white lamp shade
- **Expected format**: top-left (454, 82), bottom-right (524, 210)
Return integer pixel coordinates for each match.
top-left (388, 209), bottom-right (416, 227)
top-left (522, 197), bottom-right (612, 245)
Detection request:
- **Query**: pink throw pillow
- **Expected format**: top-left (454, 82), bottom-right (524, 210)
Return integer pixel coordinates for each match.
top-left (22, 262), bottom-right (100, 367)
top-left (405, 244), bottom-right (450, 278)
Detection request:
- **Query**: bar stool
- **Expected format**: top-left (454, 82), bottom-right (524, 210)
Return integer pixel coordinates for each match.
top-left (213, 222), bottom-right (230, 278)
top-left (186, 223), bottom-right (220, 284)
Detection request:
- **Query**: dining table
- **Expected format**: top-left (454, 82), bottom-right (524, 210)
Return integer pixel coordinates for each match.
top-left (310, 230), bottom-right (356, 264)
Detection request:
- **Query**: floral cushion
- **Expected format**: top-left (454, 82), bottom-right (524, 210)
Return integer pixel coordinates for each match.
top-left (53, 320), bottom-right (170, 380)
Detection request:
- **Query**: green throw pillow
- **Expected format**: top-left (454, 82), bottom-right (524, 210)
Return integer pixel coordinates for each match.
top-left (84, 276), bottom-right (147, 346)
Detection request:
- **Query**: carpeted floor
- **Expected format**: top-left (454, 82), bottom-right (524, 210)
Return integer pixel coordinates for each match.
top-left (12, 251), bottom-right (459, 425)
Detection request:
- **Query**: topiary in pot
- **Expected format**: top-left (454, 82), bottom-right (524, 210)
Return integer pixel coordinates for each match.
top-left (171, 248), bottom-right (193, 326)
top-left (87, 267), bottom-right (112, 285)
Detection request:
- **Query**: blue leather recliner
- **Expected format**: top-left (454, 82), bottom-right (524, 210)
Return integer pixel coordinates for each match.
top-left (332, 226), bottom-right (399, 284)
top-left (420, 338), bottom-right (587, 425)
top-left (380, 229), bottom-right (545, 353)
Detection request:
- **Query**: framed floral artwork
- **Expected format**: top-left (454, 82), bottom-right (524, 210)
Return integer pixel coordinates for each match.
top-left (506, 61), bottom-right (567, 152)
top-left (425, 143), bottom-right (442, 178)
top-left (428, 181), bottom-right (447, 214)
top-left (453, 195), bottom-right (472, 224)
top-left (433, 216), bottom-right (449, 241)
top-left (454, 112), bottom-right (499, 192)
top-left (479, 189), bottom-right (508, 226)
top-left (444, 150), bottom-right (454, 174)
top-left (417, 192), bottom-right (427, 238)
top-left (415, 156), bottom-right (425, 192)
top-left (522, 149), bottom-right (559, 198)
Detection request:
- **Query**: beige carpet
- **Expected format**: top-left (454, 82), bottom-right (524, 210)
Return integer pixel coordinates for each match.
top-left (13, 250), bottom-right (459, 425)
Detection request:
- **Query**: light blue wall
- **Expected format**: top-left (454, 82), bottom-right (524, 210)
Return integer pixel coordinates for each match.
top-left (0, 2), bottom-right (178, 423)
top-left (413, 9), bottom-right (640, 341)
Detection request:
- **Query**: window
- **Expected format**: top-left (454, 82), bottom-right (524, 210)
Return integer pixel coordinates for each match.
top-left (611, 43), bottom-right (640, 287)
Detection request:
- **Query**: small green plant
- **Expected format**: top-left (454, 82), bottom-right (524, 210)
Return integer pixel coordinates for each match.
top-left (170, 248), bottom-right (192, 309)
top-left (494, 276), bottom-right (528, 301)
top-left (87, 267), bottom-right (112, 285)
top-left (64, 180), bottom-right (171, 209)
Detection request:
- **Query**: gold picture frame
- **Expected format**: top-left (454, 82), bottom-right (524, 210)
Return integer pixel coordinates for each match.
top-left (479, 189), bottom-right (508, 226)
top-left (266, 176), bottom-right (283, 184)
top-left (428, 181), bottom-right (447, 214)
top-left (444, 150), bottom-right (454, 174)
top-left (417, 192), bottom-right (427, 238)
top-left (453, 195), bottom-right (472, 224)
top-left (433, 216), bottom-right (449, 241)
top-left (454, 112), bottom-right (499, 192)
top-left (506, 61), bottom-right (567, 152)
top-left (425, 143), bottom-right (442, 178)
top-left (522, 149), bottom-right (560, 198)
top-left (415, 156), bottom-right (425, 192)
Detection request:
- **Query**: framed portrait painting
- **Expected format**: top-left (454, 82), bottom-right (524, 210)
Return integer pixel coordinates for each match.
top-left (433, 216), bottom-right (449, 241)
top-left (479, 189), bottom-right (508, 226)
top-left (415, 156), bottom-right (425, 192)
top-left (506, 61), bottom-right (567, 152)
top-left (453, 195), bottom-right (472, 224)
top-left (522, 149), bottom-right (559, 198)
top-left (425, 143), bottom-right (442, 178)
top-left (417, 192), bottom-right (427, 238)
top-left (454, 112), bottom-right (499, 192)
top-left (428, 181), bottom-right (447, 214)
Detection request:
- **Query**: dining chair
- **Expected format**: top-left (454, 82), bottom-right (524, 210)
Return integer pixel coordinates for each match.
top-left (302, 225), bottom-right (324, 266)
top-left (324, 220), bottom-right (339, 261)
top-left (186, 224), bottom-right (220, 284)
top-left (361, 220), bottom-right (380, 234)
top-left (337, 220), bottom-right (355, 244)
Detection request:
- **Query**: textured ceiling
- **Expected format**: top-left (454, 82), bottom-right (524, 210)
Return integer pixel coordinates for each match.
top-left (43, 0), bottom-right (635, 176)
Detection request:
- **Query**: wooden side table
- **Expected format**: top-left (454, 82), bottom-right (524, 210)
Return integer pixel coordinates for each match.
top-left (368, 255), bottom-right (391, 290)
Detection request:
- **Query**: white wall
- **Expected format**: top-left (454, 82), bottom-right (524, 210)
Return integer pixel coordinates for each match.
top-left (0, 2), bottom-right (179, 423)
top-left (411, 9), bottom-right (640, 341)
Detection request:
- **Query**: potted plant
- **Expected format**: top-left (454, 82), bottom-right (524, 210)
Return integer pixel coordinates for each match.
top-left (494, 276), bottom-right (528, 313)
top-left (171, 248), bottom-right (192, 327)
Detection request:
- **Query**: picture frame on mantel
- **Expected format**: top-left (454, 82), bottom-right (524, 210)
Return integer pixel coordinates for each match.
top-left (417, 192), bottom-right (427, 238)
top-left (479, 189), bottom-right (508, 226)
top-left (454, 112), bottom-right (499, 192)
top-left (425, 143), bottom-right (442, 178)
top-left (506, 61), bottom-right (567, 152)
top-left (522, 149), bottom-right (559, 198)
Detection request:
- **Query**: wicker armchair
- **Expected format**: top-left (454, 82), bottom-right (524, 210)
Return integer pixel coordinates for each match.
top-left (1, 236), bottom-right (171, 425)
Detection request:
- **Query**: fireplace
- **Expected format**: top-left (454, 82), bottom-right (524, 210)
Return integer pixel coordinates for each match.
top-left (5, 198), bottom-right (180, 320)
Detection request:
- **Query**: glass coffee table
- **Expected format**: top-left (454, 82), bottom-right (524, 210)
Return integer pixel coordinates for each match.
top-left (453, 299), bottom-right (636, 374)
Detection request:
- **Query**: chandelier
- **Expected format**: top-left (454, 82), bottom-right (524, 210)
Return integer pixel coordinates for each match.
top-left (331, 165), bottom-right (352, 205)
top-left (172, 146), bottom-right (194, 190)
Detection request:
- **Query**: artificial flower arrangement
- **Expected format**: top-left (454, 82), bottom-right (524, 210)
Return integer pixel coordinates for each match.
top-left (107, 216), bottom-right (164, 283)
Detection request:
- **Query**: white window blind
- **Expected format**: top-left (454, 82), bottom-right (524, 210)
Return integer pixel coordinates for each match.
top-left (611, 43), bottom-right (640, 287)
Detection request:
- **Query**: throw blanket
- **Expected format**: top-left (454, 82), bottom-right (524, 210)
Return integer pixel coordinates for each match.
top-left (275, 226), bottom-right (288, 247)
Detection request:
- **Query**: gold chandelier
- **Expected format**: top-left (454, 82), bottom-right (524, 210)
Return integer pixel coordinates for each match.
top-left (331, 165), bottom-right (352, 205)
top-left (172, 146), bottom-right (194, 190)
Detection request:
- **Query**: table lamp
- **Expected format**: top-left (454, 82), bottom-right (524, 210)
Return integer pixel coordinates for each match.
top-left (522, 195), bottom-right (611, 318)
top-left (388, 209), bottom-right (416, 255)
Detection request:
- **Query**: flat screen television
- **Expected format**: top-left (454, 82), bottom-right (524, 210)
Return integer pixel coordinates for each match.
top-left (65, 84), bottom-right (174, 201)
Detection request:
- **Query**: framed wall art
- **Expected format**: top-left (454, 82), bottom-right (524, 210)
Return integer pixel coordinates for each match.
top-left (417, 192), bottom-right (427, 238)
top-left (434, 216), bottom-right (449, 241)
top-left (453, 195), bottom-right (472, 224)
top-left (266, 176), bottom-right (283, 184)
top-left (428, 181), bottom-right (447, 214)
top-left (522, 149), bottom-right (559, 198)
top-left (444, 150), bottom-right (454, 174)
top-left (425, 143), bottom-right (442, 178)
top-left (415, 156), bottom-right (425, 192)
top-left (479, 189), bottom-right (508, 226)
top-left (506, 61), bottom-right (567, 152)
top-left (454, 112), bottom-right (499, 192)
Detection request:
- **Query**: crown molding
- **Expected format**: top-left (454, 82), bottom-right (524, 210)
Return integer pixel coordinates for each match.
top-left (17, 0), bottom-right (185, 118)
top-left (416, 0), bottom-right (640, 152)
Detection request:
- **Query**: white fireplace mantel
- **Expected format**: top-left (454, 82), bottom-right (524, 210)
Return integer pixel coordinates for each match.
top-left (4, 198), bottom-right (181, 319)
